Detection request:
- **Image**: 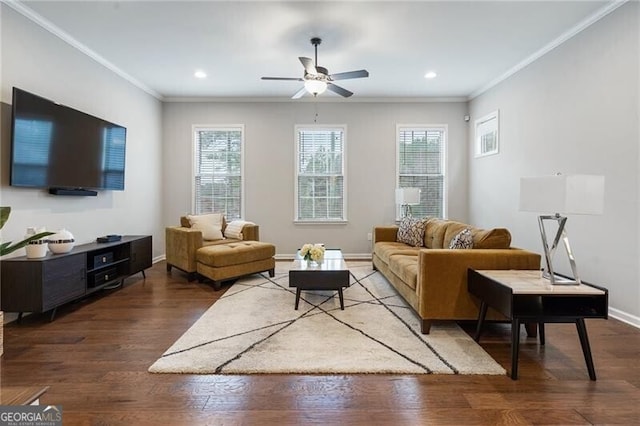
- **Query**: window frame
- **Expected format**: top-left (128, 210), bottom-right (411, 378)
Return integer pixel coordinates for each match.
top-left (395, 124), bottom-right (448, 221)
top-left (191, 124), bottom-right (245, 220)
top-left (294, 124), bottom-right (348, 224)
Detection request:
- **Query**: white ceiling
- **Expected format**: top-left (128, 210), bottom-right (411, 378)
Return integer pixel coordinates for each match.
top-left (11, 0), bottom-right (619, 101)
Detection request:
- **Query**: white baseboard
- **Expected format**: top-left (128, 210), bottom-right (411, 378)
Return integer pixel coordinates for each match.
top-left (153, 255), bottom-right (166, 263)
top-left (608, 307), bottom-right (640, 329)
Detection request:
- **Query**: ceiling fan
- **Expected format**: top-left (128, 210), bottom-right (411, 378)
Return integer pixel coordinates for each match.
top-left (261, 37), bottom-right (369, 99)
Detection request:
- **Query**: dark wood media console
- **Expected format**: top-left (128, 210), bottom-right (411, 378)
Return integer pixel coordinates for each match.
top-left (1, 235), bottom-right (152, 321)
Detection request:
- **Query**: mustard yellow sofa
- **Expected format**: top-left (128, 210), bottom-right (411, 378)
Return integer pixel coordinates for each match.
top-left (372, 218), bottom-right (541, 334)
top-left (166, 216), bottom-right (275, 290)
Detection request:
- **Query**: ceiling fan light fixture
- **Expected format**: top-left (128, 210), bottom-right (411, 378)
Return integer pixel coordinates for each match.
top-left (304, 79), bottom-right (327, 95)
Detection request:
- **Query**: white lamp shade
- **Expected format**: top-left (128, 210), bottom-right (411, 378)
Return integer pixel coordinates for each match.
top-left (519, 174), bottom-right (605, 215)
top-left (304, 79), bottom-right (327, 95)
top-left (395, 187), bottom-right (421, 205)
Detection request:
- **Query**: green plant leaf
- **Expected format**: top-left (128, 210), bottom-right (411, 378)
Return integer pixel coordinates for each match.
top-left (0, 232), bottom-right (55, 257)
top-left (0, 207), bottom-right (10, 230)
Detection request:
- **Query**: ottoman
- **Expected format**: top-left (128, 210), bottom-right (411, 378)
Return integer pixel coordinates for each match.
top-left (196, 241), bottom-right (276, 290)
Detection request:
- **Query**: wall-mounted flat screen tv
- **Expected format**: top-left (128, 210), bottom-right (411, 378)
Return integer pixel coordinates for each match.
top-left (10, 87), bottom-right (126, 192)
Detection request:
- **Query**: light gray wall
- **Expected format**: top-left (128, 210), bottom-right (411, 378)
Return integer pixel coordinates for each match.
top-left (0, 5), bottom-right (164, 258)
top-left (162, 101), bottom-right (469, 256)
top-left (468, 3), bottom-right (639, 323)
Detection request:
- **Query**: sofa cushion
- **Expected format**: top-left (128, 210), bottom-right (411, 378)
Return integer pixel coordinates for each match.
top-left (196, 241), bottom-right (276, 268)
top-left (449, 228), bottom-right (473, 249)
top-left (397, 217), bottom-right (427, 247)
top-left (187, 213), bottom-right (224, 241)
top-left (387, 255), bottom-right (418, 290)
top-left (427, 219), bottom-right (512, 250)
top-left (374, 242), bottom-right (421, 263)
top-left (424, 218), bottom-right (450, 249)
top-left (471, 227), bottom-right (511, 249)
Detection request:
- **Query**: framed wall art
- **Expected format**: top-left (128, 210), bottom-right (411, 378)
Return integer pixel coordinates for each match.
top-left (475, 110), bottom-right (499, 158)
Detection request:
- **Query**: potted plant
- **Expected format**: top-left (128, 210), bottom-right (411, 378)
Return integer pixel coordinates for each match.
top-left (0, 207), bottom-right (54, 256)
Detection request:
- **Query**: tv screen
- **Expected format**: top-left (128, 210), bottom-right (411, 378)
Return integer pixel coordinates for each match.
top-left (10, 87), bottom-right (126, 191)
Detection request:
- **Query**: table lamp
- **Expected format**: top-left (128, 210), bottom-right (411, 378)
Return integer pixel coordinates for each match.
top-left (519, 174), bottom-right (604, 285)
top-left (396, 187), bottom-right (421, 218)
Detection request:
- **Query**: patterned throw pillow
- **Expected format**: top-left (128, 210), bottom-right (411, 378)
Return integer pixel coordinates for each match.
top-left (397, 217), bottom-right (427, 247)
top-left (449, 228), bottom-right (474, 249)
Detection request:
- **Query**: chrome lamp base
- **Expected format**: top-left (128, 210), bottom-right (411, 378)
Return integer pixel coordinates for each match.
top-left (538, 214), bottom-right (581, 285)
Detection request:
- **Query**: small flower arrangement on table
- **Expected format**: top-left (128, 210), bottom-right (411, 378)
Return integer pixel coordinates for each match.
top-left (300, 243), bottom-right (325, 263)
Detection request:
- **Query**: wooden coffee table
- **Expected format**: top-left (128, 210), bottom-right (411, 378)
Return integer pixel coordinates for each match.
top-left (289, 249), bottom-right (350, 310)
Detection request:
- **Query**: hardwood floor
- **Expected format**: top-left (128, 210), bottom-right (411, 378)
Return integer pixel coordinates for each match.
top-left (1, 261), bottom-right (639, 425)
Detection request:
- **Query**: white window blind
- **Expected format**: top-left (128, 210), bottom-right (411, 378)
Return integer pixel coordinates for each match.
top-left (397, 126), bottom-right (446, 219)
top-left (193, 126), bottom-right (243, 220)
top-left (102, 126), bottom-right (126, 189)
top-left (12, 118), bottom-right (52, 187)
top-left (295, 126), bottom-right (346, 222)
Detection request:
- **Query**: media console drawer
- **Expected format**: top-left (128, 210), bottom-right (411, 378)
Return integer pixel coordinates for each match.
top-left (90, 267), bottom-right (118, 288)
top-left (92, 252), bottom-right (114, 269)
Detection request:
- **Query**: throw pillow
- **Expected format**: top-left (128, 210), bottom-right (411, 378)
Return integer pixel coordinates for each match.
top-left (397, 217), bottom-right (427, 247)
top-left (449, 228), bottom-right (474, 249)
top-left (223, 220), bottom-right (254, 240)
top-left (187, 213), bottom-right (224, 241)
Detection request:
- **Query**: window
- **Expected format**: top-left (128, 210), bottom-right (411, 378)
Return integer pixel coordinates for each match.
top-left (295, 126), bottom-right (346, 222)
top-left (12, 118), bottom-right (52, 187)
top-left (396, 125), bottom-right (446, 219)
top-left (193, 126), bottom-right (244, 220)
top-left (102, 126), bottom-right (126, 190)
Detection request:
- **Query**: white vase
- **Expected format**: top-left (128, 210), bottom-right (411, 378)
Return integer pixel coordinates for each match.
top-left (25, 227), bottom-right (48, 259)
top-left (48, 229), bottom-right (75, 254)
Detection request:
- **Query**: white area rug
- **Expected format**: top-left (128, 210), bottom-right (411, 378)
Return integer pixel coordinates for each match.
top-left (149, 263), bottom-right (506, 375)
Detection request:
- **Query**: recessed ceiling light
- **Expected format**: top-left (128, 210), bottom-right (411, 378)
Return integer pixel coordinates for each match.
top-left (424, 71), bottom-right (437, 79)
top-left (194, 70), bottom-right (207, 79)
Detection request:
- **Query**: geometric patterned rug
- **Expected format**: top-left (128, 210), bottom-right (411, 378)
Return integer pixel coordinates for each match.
top-left (149, 262), bottom-right (506, 375)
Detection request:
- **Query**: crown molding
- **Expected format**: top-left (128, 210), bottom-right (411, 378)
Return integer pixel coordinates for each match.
top-left (3, 0), bottom-right (163, 100)
top-left (468, 0), bottom-right (628, 100)
top-left (162, 96), bottom-right (468, 103)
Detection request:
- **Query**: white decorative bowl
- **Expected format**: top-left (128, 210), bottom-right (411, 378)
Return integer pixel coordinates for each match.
top-left (48, 229), bottom-right (75, 254)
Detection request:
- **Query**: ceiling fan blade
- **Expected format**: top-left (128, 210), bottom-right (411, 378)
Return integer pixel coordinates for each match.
top-left (327, 83), bottom-right (353, 98)
top-left (299, 57), bottom-right (317, 75)
top-left (329, 69), bottom-right (369, 81)
top-left (291, 87), bottom-right (307, 99)
top-left (261, 77), bottom-right (304, 81)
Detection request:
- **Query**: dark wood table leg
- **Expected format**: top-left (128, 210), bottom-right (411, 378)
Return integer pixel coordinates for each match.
top-left (295, 288), bottom-right (301, 310)
top-left (575, 318), bottom-right (597, 381)
top-left (474, 301), bottom-right (488, 342)
top-left (338, 288), bottom-right (344, 310)
top-left (539, 322), bottom-right (546, 345)
top-left (511, 318), bottom-right (521, 380)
